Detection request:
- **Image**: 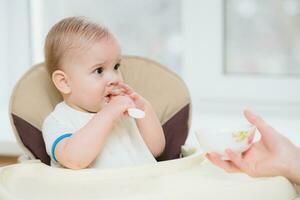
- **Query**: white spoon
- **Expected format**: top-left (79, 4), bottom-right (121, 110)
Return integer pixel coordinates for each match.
top-left (128, 108), bottom-right (145, 119)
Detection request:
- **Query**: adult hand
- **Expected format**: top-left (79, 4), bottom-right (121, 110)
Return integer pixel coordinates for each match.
top-left (206, 110), bottom-right (300, 184)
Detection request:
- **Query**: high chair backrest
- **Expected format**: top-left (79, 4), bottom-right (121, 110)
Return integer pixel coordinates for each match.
top-left (9, 56), bottom-right (191, 165)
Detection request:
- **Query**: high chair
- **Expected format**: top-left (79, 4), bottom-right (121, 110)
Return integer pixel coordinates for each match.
top-left (9, 56), bottom-right (191, 165)
top-left (0, 56), bottom-right (298, 200)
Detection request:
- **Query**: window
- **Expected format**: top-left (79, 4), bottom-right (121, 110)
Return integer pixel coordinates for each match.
top-left (182, 1), bottom-right (300, 114)
top-left (225, 0), bottom-right (300, 76)
top-left (182, 1), bottom-right (300, 146)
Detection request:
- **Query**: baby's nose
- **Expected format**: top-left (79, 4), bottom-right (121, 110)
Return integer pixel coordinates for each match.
top-left (107, 80), bottom-right (118, 87)
top-left (106, 72), bottom-right (119, 87)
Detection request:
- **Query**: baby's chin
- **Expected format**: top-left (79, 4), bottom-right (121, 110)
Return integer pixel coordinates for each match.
top-left (84, 98), bottom-right (108, 113)
top-left (81, 103), bottom-right (104, 113)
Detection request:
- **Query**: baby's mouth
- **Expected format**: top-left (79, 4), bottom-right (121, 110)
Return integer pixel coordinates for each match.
top-left (104, 94), bottom-right (112, 103)
top-left (104, 87), bottom-right (124, 103)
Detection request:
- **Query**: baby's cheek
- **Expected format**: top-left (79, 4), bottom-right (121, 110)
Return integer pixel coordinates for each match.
top-left (97, 99), bottom-right (107, 112)
top-left (118, 73), bottom-right (124, 82)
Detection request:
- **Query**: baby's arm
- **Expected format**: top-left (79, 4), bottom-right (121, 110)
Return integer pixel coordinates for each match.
top-left (118, 83), bottom-right (165, 157)
top-left (54, 96), bottom-right (135, 169)
top-left (135, 101), bottom-right (166, 157)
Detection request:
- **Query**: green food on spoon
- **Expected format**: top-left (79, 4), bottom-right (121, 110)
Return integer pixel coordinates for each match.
top-left (232, 131), bottom-right (249, 142)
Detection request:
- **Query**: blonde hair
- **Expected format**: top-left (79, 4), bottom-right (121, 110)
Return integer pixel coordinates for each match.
top-left (44, 16), bottom-right (110, 75)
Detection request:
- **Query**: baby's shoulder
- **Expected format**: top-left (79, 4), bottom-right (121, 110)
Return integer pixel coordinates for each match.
top-left (42, 102), bottom-right (69, 127)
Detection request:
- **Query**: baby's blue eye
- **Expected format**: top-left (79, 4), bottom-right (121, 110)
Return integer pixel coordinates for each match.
top-left (95, 67), bottom-right (103, 74)
top-left (114, 63), bottom-right (120, 70)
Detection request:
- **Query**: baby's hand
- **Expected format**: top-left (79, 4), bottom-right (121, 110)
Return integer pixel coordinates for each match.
top-left (117, 82), bottom-right (149, 111)
top-left (103, 95), bottom-right (135, 122)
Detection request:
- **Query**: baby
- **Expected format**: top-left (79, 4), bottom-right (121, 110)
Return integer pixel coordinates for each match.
top-left (42, 17), bottom-right (165, 169)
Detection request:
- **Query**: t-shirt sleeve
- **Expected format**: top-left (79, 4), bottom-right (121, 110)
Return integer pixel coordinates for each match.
top-left (42, 115), bottom-right (74, 163)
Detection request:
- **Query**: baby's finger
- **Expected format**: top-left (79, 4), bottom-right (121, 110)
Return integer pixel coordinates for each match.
top-left (110, 88), bottom-right (125, 96)
top-left (118, 82), bottom-right (134, 95)
top-left (129, 92), bottom-right (139, 101)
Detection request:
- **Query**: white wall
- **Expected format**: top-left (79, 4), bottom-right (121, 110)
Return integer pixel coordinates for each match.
top-left (0, 1), bottom-right (31, 155)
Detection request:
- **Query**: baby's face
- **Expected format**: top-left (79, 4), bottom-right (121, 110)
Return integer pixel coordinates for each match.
top-left (62, 36), bottom-right (123, 113)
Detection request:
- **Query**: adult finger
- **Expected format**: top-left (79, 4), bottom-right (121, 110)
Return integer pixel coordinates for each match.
top-left (225, 149), bottom-right (248, 171)
top-left (206, 153), bottom-right (240, 173)
top-left (243, 110), bottom-right (276, 142)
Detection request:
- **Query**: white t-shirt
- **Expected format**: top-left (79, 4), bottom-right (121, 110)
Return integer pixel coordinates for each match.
top-left (42, 102), bottom-right (156, 168)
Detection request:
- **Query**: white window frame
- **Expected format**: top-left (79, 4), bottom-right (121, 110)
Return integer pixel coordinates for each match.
top-left (182, 0), bottom-right (300, 115)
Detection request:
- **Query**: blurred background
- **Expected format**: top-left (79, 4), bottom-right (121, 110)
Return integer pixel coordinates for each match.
top-left (0, 0), bottom-right (299, 157)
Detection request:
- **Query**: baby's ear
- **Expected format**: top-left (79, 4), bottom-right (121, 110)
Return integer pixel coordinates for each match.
top-left (52, 70), bottom-right (71, 94)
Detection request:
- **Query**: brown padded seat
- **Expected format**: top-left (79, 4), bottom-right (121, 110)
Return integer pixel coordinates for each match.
top-left (9, 56), bottom-right (191, 165)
